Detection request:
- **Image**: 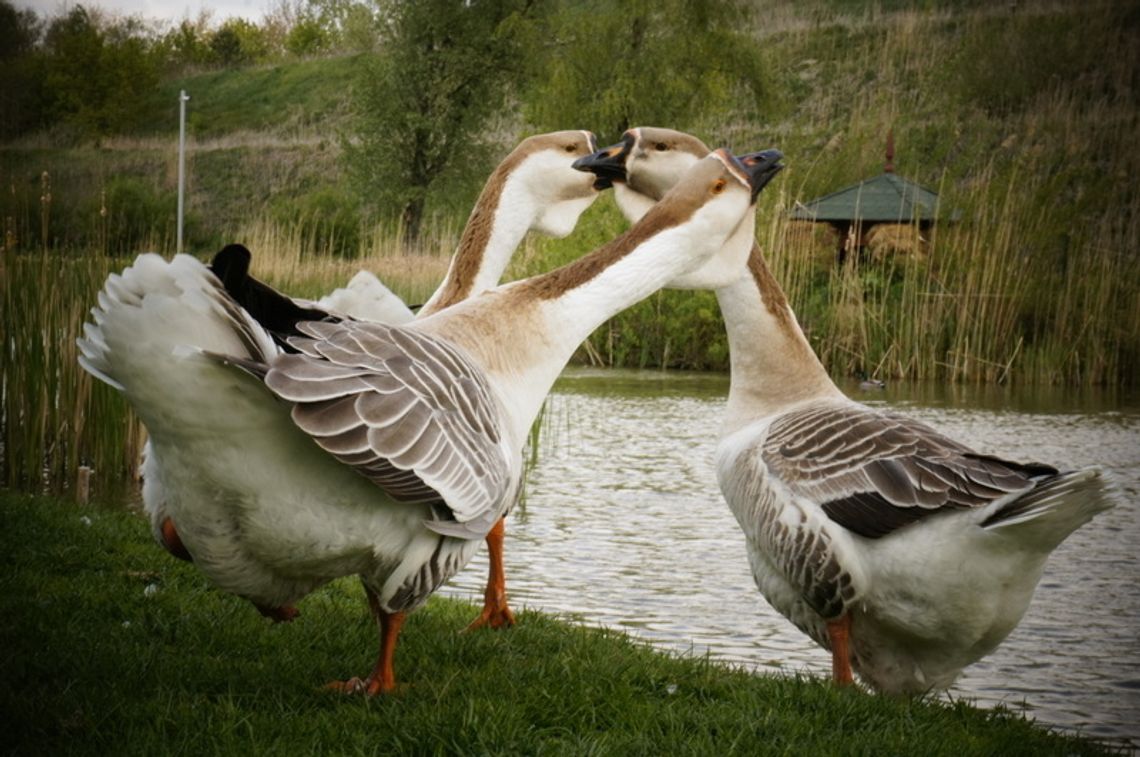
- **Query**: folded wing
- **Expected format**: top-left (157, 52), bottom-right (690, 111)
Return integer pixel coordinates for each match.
top-left (764, 403), bottom-right (1058, 538)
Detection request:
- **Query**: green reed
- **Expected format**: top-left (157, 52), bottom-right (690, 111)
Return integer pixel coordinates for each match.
top-left (1, 251), bottom-right (145, 496)
top-left (0, 219), bottom-right (458, 496)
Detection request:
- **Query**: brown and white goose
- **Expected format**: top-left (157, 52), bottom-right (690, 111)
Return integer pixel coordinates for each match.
top-left (574, 127), bottom-right (1117, 694)
top-left (78, 148), bottom-right (779, 694)
top-left (318, 130), bottom-right (607, 323)
top-left (152, 130), bottom-right (606, 628)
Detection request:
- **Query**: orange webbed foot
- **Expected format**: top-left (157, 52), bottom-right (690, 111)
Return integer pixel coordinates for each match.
top-left (465, 517), bottom-right (516, 632)
top-left (323, 674), bottom-right (396, 696)
top-left (463, 601), bottom-right (516, 632)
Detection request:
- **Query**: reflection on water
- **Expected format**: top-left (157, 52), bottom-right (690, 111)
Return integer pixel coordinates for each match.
top-left (442, 368), bottom-right (1140, 747)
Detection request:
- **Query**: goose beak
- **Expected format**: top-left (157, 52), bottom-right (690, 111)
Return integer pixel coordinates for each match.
top-left (572, 134), bottom-right (634, 190)
top-left (735, 149), bottom-right (784, 201)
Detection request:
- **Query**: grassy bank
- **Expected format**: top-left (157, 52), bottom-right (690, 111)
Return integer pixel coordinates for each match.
top-left (0, 491), bottom-right (1119, 755)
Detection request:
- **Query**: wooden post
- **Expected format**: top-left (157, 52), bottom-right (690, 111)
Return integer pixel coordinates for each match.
top-left (76, 465), bottom-right (92, 505)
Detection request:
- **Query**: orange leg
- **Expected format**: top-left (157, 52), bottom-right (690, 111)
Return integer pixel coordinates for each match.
top-left (254, 603), bottom-right (300, 623)
top-left (464, 517), bottom-right (516, 631)
top-left (827, 616), bottom-right (854, 686)
top-left (326, 585), bottom-right (405, 696)
top-left (159, 517), bottom-right (193, 562)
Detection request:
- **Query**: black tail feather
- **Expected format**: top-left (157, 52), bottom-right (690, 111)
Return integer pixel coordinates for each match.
top-left (209, 244), bottom-right (340, 351)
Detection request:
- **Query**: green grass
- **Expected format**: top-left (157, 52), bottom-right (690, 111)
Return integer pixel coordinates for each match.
top-left (0, 491), bottom-right (1120, 755)
top-left (147, 55), bottom-right (363, 138)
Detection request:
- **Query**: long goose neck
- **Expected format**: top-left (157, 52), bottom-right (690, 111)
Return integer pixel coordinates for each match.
top-left (418, 167), bottom-right (535, 317)
top-left (425, 208), bottom-right (724, 446)
top-left (718, 243), bottom-right (842, 431)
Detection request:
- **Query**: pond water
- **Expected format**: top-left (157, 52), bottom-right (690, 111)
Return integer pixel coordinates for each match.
top-left (441, 368), bottom-right (1140, 749)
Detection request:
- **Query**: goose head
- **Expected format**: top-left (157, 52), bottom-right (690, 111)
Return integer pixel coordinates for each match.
top-left (421, 130), bottom-right (605, 315)
top-left (633, 149), bottom-right (781, 285)
top-left (574, 127), bottom-right (783, 288)
top-left (500, 130), bottom-right (605, 238)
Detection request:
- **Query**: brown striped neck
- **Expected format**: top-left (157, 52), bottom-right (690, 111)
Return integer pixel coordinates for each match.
top-left (510, 196), bottom-right (688, 304)
top-left (418, 131), bottom-right (600, 318)
top-left (416, 156), bottom-right (756, 448)
top-left (718, 244), bottom-right (842, 429)
top-left (418, 154), bottom-right (528, 316)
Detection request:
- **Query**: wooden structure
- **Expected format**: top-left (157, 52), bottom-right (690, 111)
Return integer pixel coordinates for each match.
top-left (790, 132), bottom-right (953, 264)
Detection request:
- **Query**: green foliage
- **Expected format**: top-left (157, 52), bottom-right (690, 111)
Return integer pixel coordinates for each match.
top-left (209, 18), bottom-right (267, 66)
top-left (98, 176), bottom-right (177, 253)
top-left (156, 17), bottom-right (214, 70)
top-left (524, 0), bottom-right (767, 142)
top-left (949, 11), bottom-right (1129, 116)
top-left (0, 0), bottom-right (39, 59)
top-left (0, 1), bottom-right (46, 137)
top-left (0, 492), bottom-right (1118, 756)
top-left (270, 184), bottom-right (364, 256)
top-left (299, 0), bottom-right (381, 52)
top-left (343, 0), bottom-right (536, 241)
top-left (285, 13), bottom-right (331, 57)
top-left (38, 6), bottom-right (161, 137)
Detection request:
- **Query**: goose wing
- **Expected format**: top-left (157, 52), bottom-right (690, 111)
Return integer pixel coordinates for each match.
top-left (245, 319), bottom-right (510, 537)
top-left (763, 403), bottom-right (1057, 538)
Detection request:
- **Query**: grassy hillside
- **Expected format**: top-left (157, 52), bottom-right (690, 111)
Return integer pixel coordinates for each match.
top-left (2, 2), bottom-right (1137, 388)
top-left (148, 54), bottom-right (361, 139)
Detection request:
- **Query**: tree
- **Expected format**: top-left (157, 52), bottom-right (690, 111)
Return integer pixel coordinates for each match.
top-left (343, 0), bottom-right (535, 243)
top-left (304, 0), bottom-right (381, 51)
top-left (0, 0), bottom-right (39, 60)
top-left (210, 18), bottom-right (266, 65)
top-left (0, 0), bottom-right (45, 137)
top-left (285, 13), bottom-right (330, 57)
top-left (523, 0), bottom-right (766, 142)
top-left (158, 15), bottom-right (214, 72)
top-left (41, 6), bottom-right (159, 136)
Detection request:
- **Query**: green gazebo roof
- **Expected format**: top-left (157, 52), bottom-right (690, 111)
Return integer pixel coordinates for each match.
top-left (790, 172), bottom-right (945, 224)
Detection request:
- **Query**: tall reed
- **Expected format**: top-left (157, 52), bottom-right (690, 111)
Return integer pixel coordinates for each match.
top-left (0, 220), bottom-right (457, 497)
top-left (1, 251), bottom-right (145, 497)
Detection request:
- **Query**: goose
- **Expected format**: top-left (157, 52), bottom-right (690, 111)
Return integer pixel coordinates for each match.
top-left (317, 270), bottom-right (416, 325)
top-left (152, 130), bottom-right (607, 628)
top-left (573, 127), bottom-right (1117, 695)
top-left (316, 129), bottom-right (609, 324)
top-left (78, 147), bottom-right (782, 694)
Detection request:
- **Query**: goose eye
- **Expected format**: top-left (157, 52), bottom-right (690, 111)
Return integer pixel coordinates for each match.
top-left (711, 178), bottom-right (727, 194)
top-left (655, 142), bottom-right (668, 151)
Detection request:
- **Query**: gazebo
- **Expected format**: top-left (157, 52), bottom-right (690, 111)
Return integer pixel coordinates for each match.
top-left (790, 133), bottom-right (952, 264)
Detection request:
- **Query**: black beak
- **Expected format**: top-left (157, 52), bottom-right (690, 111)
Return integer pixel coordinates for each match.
top-left (734, 149), bottom-right (784, 201)
top-left (572, 133), bottom-right (634, 190)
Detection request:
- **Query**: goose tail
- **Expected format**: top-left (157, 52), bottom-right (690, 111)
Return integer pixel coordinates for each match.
top-left (77, 252), bottom-right (278, 396)
top-left (981, 467), bottom-right (1118, 551)
top-left (317, 270), bottom-right (415, 324)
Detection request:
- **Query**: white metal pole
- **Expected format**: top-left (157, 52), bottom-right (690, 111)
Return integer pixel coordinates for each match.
top-left (177, 90), bottom-right (189, 254)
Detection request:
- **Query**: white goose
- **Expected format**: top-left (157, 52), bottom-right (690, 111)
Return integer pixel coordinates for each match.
top-left (78, 148), bottom-right (779, 694)
top-left (574, 127), bottom-right (1118, 695)
top-left (151, 130), bottom-right (606, 628)
top-left (318, 271), bottom-right (415, 325)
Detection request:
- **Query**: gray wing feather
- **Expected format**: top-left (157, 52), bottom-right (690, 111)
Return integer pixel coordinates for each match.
top-left (764, 403), bottom-right (1056, 539)
top-left (262, 320), bottom-right (509, 529)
